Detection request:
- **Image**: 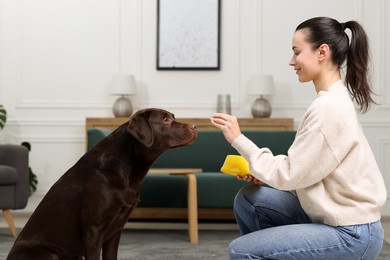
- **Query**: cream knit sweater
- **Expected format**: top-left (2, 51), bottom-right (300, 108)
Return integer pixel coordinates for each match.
top-left (232, 80), bottom-right (387, 226)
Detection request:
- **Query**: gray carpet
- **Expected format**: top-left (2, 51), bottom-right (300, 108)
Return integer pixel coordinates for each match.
top-left (0, 229), bottom-right (238, 259)
top-left (1, 229), bottom-right (390, 259)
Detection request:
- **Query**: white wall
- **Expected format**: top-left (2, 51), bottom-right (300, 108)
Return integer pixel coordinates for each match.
top-left (1, 0), bottom-right (390, 214)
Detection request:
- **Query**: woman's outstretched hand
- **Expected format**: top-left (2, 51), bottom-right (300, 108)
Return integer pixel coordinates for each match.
top-left (210, 113), bottom-right (242, 144)
top-left (211, 114), bottom-right (263, 186)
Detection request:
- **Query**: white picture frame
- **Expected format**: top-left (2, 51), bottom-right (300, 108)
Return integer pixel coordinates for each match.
top-left (157, 0), bottom-right (221, 70)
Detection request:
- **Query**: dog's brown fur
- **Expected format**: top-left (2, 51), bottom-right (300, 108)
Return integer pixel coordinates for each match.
top-left (7, 108), bottom-right (197, 260)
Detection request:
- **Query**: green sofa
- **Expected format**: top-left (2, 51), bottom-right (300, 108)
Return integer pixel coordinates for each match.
top-left (87, 129), bottom-right (296, 221)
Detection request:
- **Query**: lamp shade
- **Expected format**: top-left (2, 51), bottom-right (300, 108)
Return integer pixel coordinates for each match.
top-left (110, 74), bottom-right (137, 95)
top-left (247, 74), bottom-right (275, 96)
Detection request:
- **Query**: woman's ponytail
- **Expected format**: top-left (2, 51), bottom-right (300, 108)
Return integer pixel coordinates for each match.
top-left (344, 21), bottom-right (375, 113)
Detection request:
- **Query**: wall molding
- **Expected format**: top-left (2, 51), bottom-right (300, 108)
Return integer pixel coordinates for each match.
top-left (19, 136), bottom-right (84, 143)
top-left (15, 0), bottom-right (120, 109)
top-left (16, 100), bottom-right (112, 109)
top-left (0, 0), bottom-right (4, 99)
top-left (379, 136), bottom-right (390, 198)
top-left (7, 118), bottom-right (85, 127)
top-left (380, 0), bottom-right (390, 107)
top-left (234, 0), bottom-right (243, 104)
top-left (359, 120), bottom-right (390, 128)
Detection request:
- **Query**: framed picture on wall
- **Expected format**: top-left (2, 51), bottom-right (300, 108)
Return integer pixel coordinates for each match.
top-left (156, 0), bottom-right (221, 70)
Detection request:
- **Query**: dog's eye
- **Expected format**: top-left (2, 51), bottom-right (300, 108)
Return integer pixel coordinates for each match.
top-left (163, 117), bottom-right (171, 123)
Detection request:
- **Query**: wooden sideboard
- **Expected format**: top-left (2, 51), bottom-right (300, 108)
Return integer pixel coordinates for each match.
top-left (85, 117), bottom-right (294, 137)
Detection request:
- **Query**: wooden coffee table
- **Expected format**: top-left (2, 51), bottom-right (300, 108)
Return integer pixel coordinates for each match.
top-left (148, 168), bottom-right (202, 244)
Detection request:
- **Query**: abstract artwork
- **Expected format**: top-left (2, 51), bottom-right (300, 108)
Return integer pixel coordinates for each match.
top-left (157, 0), bottom-right (221, 70)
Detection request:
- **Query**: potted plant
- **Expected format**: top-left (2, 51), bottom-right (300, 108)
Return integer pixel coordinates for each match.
top-left (0, 104), bottom-right (6, 130)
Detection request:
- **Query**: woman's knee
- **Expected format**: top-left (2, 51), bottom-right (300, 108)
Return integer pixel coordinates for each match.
top-left (228, 237), bottom-right (246, 260)
top-left (233, 185), bottom-right (260, 216)
top-left (228, 235), bottom-right (264, 260)
top-left (234, 185), bottom-right (252, 206)
top-left (234, 185), bottom-right (276, 208)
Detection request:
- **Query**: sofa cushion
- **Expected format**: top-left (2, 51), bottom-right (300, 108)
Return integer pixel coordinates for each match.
top-left (138, 172), bottom-right (248, 208)
top-left (138, 173), bottom-right (188, 208)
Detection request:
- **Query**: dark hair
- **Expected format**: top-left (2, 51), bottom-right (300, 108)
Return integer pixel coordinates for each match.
top-left (296, 17), bottom-right (375, 113)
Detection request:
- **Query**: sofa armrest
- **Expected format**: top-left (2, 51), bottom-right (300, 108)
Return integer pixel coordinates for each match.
top-left (0, 144), bottom-right (29, 208)
top-left (0, 145), bottom-right (29, 174)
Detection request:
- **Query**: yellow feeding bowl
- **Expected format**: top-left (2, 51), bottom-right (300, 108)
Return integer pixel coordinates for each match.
top-left (220, 155), bottom-right (251, 177)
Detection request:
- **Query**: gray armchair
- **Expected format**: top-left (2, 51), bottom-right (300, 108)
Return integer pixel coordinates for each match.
top-left (0, 144), bottom-right (29, 238)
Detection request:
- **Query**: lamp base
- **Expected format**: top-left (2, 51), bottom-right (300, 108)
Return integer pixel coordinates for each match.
top-left (251, 97), bottom-right (272, 118)
top-left (113, 96), bottom-right (133, 117)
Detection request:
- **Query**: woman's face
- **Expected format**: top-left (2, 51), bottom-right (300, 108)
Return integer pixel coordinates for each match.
top-left (289, 29), bottom-right (321, 83)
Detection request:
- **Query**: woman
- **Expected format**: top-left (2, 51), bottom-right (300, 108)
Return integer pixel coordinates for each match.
top-left (211, 17), bottom-right (387, 259)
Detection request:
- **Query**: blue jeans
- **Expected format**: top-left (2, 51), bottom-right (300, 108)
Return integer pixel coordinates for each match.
top-left (229, 185), bottom-right (384, 259)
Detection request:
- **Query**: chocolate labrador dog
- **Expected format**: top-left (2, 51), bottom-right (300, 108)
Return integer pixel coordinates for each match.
top-left (7, 108), bottom-right (197, 260)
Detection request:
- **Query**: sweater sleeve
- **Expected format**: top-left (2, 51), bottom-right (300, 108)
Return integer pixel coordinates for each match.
top-left (232, 128), bottom-right (339, 190)
top-left (232, 93), bottom-right (357, 190)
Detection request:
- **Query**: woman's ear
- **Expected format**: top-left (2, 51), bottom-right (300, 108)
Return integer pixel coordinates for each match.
top-left (318, 44), bottom-right (330, 61)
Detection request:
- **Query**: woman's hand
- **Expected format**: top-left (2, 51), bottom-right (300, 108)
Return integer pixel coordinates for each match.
top-left (210, 113), bottom-right (242, 143)
top-left (237, 175), bottom-right (263, 185)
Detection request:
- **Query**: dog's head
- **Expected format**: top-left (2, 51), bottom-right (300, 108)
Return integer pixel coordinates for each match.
top-left (127, 108), bottom-right (197, 149)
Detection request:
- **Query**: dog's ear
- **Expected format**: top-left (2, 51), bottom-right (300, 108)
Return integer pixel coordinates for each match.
top-left (127, 110), bottom-right (154, 147)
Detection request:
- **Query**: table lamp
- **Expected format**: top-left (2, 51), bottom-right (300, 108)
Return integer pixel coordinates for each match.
top-left (247, 74), bottom-right (275, 118)
top-left (110, 74), bottom-right (137, 117)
